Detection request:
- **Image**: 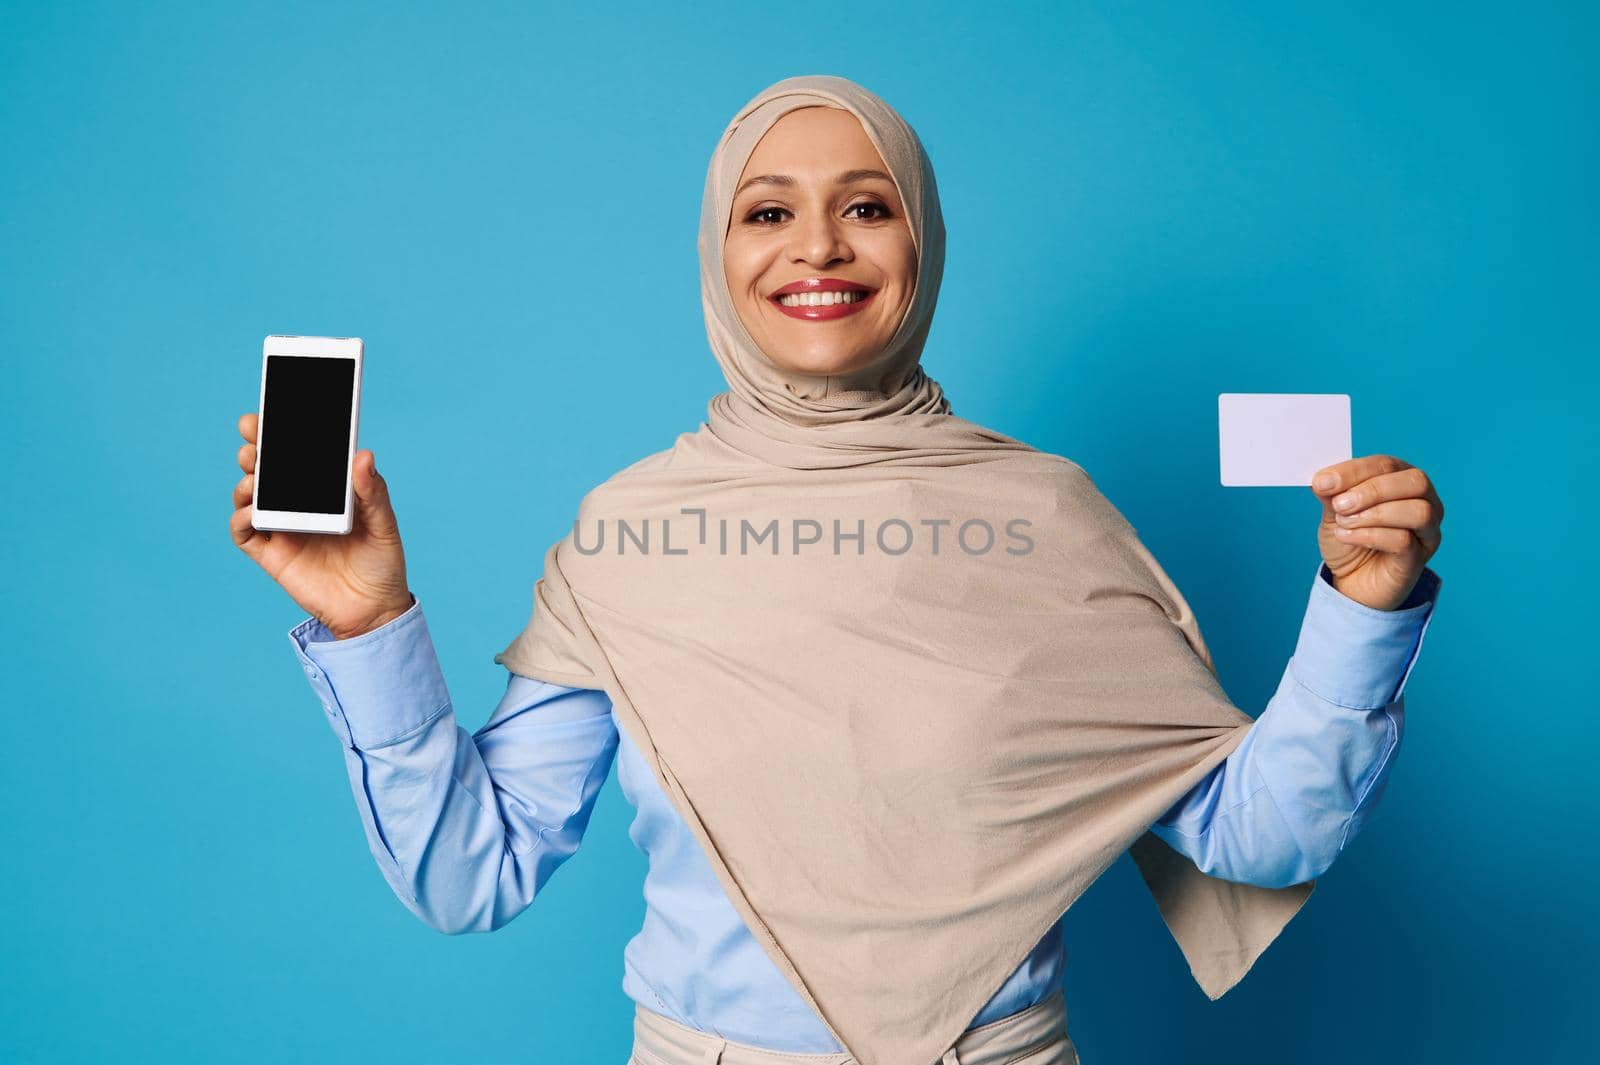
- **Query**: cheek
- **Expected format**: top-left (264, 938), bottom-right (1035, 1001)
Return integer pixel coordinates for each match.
top-left (721, 237), bottom-right (768, 299)
top-left (869, 234), bottom-right (917, 299)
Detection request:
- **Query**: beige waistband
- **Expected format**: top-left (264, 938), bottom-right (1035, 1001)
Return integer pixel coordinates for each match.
top-left (629, 986), bottom-right (1078, 1065)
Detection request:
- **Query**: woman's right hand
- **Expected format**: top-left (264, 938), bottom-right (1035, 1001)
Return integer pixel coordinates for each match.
top-left (230, 412), bottom-right (414, 640)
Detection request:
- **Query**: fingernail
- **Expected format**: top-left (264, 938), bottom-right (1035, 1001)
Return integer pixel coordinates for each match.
top-left (1333, 493), bottom-right (1356, 512)
top-left (1314, 473), bottom-right (1336, 491)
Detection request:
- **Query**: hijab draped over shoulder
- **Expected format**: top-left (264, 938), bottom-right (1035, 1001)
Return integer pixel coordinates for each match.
top-left (496, 74), bottom-right (1313, 1065)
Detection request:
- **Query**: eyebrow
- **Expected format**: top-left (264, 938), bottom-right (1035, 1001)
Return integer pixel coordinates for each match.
top-left (733, 168), bottom-right (896, 199)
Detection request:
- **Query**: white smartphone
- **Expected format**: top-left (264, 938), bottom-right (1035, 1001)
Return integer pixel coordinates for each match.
top-left (252, 335), bottom-right (364, 535)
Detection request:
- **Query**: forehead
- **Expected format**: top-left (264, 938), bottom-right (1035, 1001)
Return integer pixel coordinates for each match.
top-left (737, 105), bottom-right (888, 183)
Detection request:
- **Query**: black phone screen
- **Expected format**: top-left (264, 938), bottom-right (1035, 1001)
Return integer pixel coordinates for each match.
top-left (257, 355), bottom-right (356, 515)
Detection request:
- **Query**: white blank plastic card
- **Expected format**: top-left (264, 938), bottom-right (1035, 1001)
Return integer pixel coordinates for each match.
top-left (1218, 393), bottom-right (1351, 486)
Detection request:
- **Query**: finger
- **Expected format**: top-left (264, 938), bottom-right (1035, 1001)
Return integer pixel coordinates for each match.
top-left (229, 501), bottom-right (268, 559)
top-left (1334, 498), bottom-right (1436, 530)
top-left (238, 412), bottom-right (258, 444)
top-left (237, 442), bottom-right (257, 475)
top-left (1312, 454), bottom-right (1411, 498)
top-left (1333, 495), bottom-right (1443, 559)
top-left (232, 473), bottom-right (254, 510)
top-left (1331, 525), bottom-right (1415, 553)
top-left (1330, 466), bottom-right (1435, 515)
top-left (352, 450), bottom-right (399, 537)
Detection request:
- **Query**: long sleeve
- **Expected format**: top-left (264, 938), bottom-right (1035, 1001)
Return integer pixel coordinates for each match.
top-left (286, 595), bottom-right (620, 934)
top-left (1150, 565), bottom-right (1441, 888)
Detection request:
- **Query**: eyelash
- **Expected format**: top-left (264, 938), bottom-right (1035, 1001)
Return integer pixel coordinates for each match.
top-left (743, 201), bottom-right (892, 226)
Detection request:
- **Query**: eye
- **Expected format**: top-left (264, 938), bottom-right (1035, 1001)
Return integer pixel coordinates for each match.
top-left (744, 206), bottom-right (790, 226)
top-left (846, 200), bottom-right (891, 221)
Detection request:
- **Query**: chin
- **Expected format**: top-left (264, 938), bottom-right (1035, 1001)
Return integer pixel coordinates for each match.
top-left (765, 329), bottom-right (885, 375)
top-left (776, 347), bottom-right (876, 376)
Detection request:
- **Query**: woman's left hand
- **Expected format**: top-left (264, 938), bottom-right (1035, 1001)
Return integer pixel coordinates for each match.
top-left (1310, 455), bottom-right (1444, 611)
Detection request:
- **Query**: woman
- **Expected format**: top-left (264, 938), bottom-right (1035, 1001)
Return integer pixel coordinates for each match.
top-left (230, 76), bottom-right (1442, 1065)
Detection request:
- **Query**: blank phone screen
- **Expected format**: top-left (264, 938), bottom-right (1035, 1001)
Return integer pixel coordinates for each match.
top-left (257, 355), bottom-right (356, 515)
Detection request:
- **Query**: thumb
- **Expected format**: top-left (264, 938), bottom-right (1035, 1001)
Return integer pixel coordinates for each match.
top-left (1309, 472), bottom-right (1339, 525)
top-left (352, 450), bottom-right (399, 535)
top-left (1311, 485), bottom-right (1338, 525)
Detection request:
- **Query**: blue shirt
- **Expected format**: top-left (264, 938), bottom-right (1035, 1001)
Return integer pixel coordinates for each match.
top-left (288, 564), bottom-right (1438, 1051)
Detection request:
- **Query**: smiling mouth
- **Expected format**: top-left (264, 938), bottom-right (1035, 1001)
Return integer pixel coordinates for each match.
top-left (767, 279), bottom-right (877, 320)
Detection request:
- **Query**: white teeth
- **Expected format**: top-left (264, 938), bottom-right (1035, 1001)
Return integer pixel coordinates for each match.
top-left (777, 290), bottom-right (868, 307)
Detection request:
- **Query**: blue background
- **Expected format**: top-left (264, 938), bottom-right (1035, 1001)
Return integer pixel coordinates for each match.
top-left (2, 2), bottom-right (1593, 1062)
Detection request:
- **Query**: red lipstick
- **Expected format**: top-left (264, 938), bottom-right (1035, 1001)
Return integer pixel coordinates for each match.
top-left (768, 277), bottom-right (876, 321)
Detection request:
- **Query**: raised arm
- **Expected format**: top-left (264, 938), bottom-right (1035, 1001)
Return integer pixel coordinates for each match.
top-left (288, 595), bottom-right (619, 933)
top-left (1150, 564), bottom-right (1440, 887)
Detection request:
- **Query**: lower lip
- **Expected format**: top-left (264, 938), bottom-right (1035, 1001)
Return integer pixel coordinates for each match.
top-left (770, 291), bottom-right (876, 320)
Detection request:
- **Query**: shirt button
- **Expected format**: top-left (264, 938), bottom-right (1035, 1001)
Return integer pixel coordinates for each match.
top-left (306, 666), bottom-right (320, 679)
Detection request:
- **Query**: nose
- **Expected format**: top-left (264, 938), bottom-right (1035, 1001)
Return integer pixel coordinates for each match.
top-left (786, 207), bottom-right (852, 269)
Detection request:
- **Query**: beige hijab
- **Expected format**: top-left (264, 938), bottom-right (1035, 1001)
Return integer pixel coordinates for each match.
top-left (496, 74), bottom-right (1313, 1065)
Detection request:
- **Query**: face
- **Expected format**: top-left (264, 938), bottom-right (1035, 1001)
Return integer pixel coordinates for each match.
top-left (723, 106), bottom-right (917, 378)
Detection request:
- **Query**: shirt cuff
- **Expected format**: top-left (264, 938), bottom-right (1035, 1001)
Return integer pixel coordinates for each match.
top-left (1288, 565), bottom-right (1442, 709)
top-left (285, 594), bottom-right (451, 749)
